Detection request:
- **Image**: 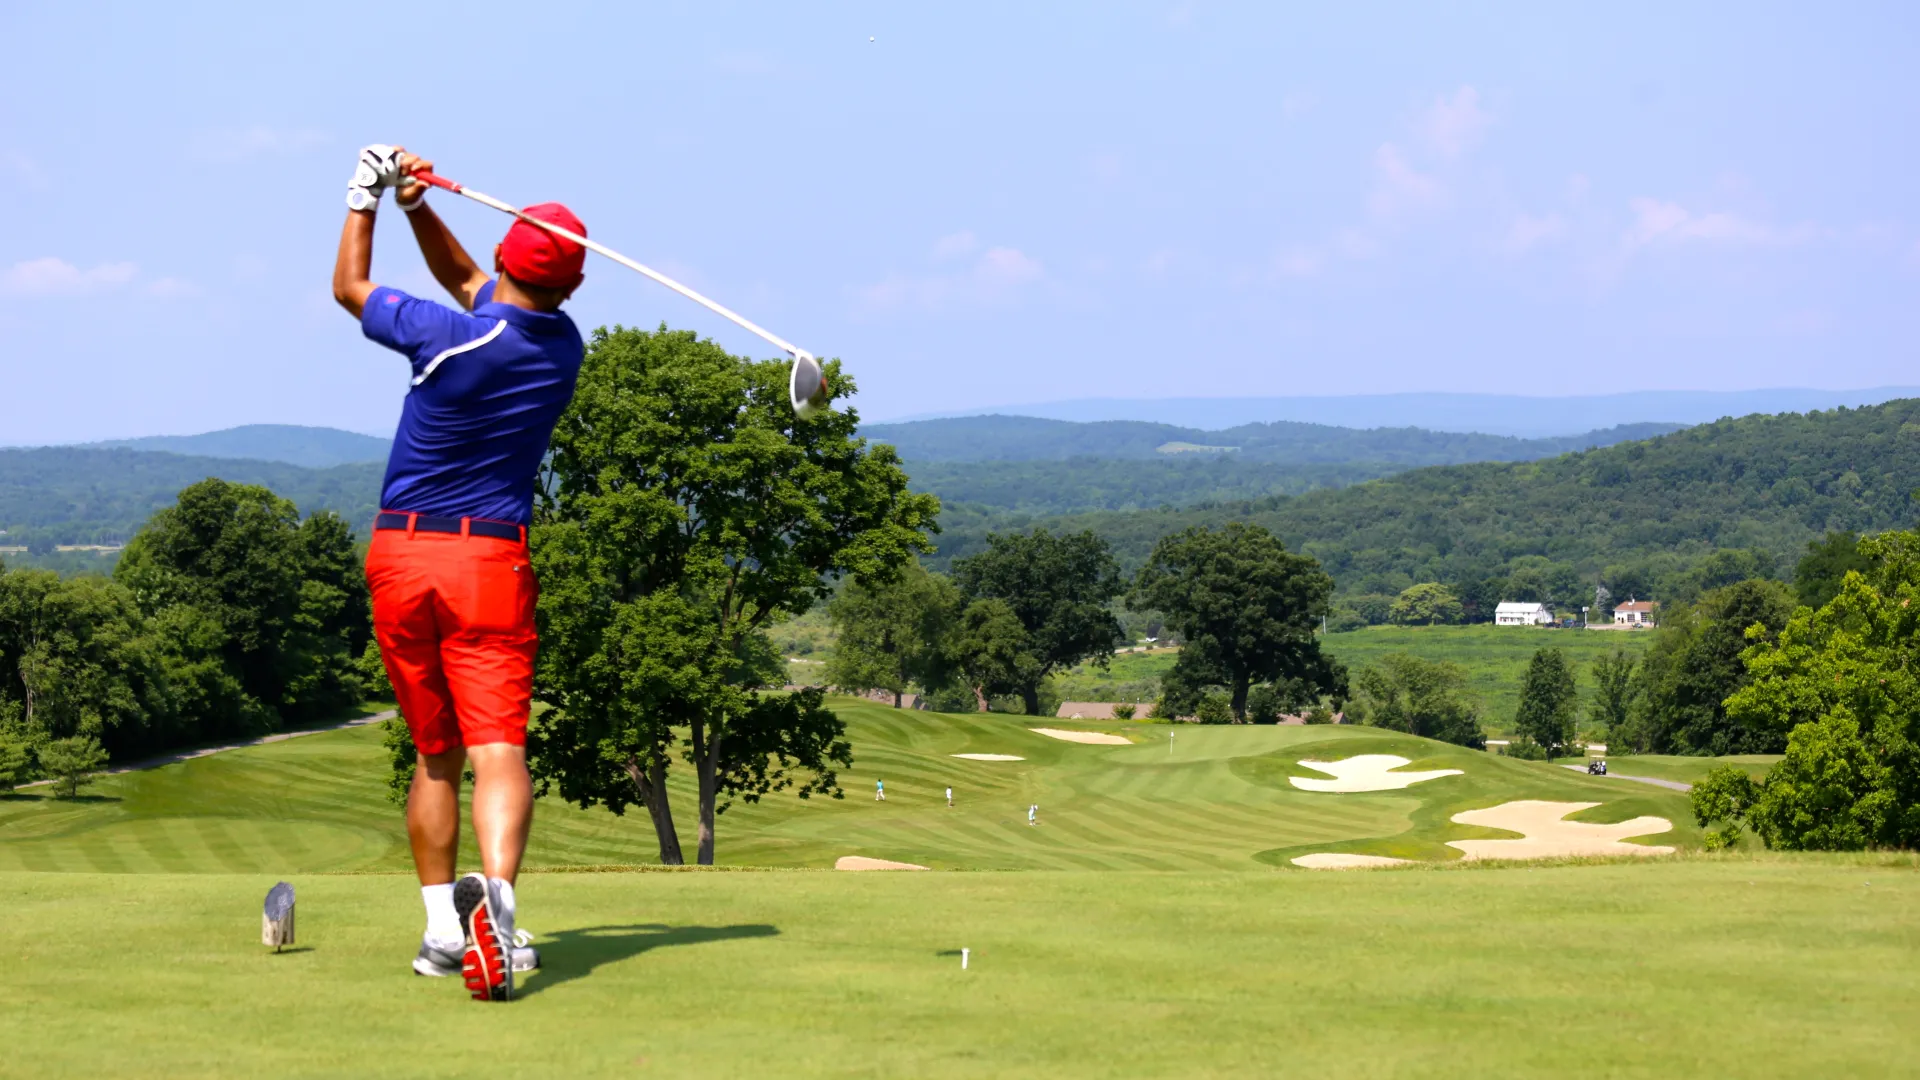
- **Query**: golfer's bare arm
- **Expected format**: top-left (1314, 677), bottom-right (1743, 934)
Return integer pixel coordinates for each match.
top-left (332, 208), bottom-right (378, 318)
top-left (395, 151), bottom-right (491, 311)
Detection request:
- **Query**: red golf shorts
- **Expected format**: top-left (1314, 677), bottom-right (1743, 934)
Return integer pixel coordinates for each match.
top-left (365, 518), bottom-right (538, 755)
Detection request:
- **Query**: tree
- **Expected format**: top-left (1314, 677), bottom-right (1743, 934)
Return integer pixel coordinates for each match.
top-left (0, 733), bottom-right (30, 790)
top-left (1709, 531), bottom-right (1920, 849)
top-left (1128, 523), bottom-right (1340, 722)
top-left (1794, 530), bottom-right (1869, 610)
top-left (945, 598), bottom-right (1038, 712)
top-left (1512, 647), bottom-right (1578, 756)
top-left (1587, 648), bottom-right (1636, 737)
top-left (0, 568), bottom-right (171, 758)
top-left (115, 479), bottom-right (367, 736)
top-left (528, 325), bottom-right (937, 865)
top-left (824, 563), bottom-right (960, 707)
top-left (1348, 653), bottom-right (1484, 748)
top-left (1625, 579), bottom-right (1794, 755)
top-left (952, 529), bottom-right (1124, 715)
top-left (39, 734), bottom-right (108, 798)
top-left (1390, 582), bottom-right (1463, 626)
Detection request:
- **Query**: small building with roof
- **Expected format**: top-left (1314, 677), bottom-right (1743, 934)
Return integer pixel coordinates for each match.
top-left (1494, 602), bottom-right (1554, 627)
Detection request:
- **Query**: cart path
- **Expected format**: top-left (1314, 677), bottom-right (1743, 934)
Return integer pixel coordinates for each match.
top-left (20, 710), bottom-right (397, 789)
top-left (1560, 764), bottom-right (1692, 792)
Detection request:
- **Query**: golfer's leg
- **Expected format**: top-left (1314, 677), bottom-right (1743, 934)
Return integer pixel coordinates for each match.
top-left (408, 747), bottom-right (467, 884)
top-left (467, 743), bottom-right (532, 882)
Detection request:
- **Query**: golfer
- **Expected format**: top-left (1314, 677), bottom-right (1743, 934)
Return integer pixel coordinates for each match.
top-left (946, 786), bottom-right (953, 808)
top-left (332, 145), bottom-right (587, 1002)
top-left (876, 779), bottom-right (886, 801)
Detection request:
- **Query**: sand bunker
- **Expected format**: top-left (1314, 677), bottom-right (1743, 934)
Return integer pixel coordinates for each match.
top-left (1447, 800), bottom-right (1674, 861)
top-left (951, 753), bottom-right (1025, 761)
top-left (1291, 853), bottom-right (1414, 870)
top-left (834, 856), bottom-right (929, 871)
top-left (1290, 754), bottom-right (1463, 793)
top-left (1030, 727), bottom-right (1132, 745)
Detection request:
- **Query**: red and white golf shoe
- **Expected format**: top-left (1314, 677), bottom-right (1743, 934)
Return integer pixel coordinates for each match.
top-left (452, 873), bottom-right (513, 1002)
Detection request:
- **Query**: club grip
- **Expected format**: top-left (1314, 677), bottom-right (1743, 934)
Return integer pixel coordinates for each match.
top-left (410, 171), bottom-right (461, 193)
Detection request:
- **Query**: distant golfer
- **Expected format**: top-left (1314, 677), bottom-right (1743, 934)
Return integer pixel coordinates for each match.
top-left (876, 779), bottom-right (886, 801)
top-left (946, 786), bottom-right (953, 808)
top-left (1028, 804), bottom-right (1038, 826)
top-left (333, 145), bottom-right (587, 1002)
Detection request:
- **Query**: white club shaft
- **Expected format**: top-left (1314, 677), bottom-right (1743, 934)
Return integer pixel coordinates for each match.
top-left (445, 183), bottom-right (811, 362)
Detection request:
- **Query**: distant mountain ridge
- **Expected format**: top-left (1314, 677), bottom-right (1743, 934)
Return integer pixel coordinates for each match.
top-left (82, 424), bottom-right (391, 468)
top-left (877, 387), bottom-right (1920, 437)
top-left (862, 415), bottom-right (1684, 464)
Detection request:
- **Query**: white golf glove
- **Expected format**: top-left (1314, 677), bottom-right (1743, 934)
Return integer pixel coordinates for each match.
top-left (345, 144), bottom-right (402, 212)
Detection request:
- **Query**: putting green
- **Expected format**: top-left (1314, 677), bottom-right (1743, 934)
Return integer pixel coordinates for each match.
top-left (11, 861), bottom-right (1917, 1077)
top-left (0, 701), bottom-right (1700, 872)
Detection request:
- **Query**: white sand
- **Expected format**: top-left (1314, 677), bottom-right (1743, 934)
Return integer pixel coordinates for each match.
top-left (951, 753), bottom-right (1026, 761)
top-left (834, 856), bottom-right (929, 871)
top-left (1447, 800), bottom-right (1675, 861)
top-left (1030, 727), bottom-right (1132, 745)
top-left (1291, 853), bottom-right (1415, 870)
top-left (1290, 754), bottom-right (1463, 793)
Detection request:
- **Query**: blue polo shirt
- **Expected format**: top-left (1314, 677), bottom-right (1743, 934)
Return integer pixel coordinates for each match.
top-left (362, 280), bottom-right (584, 526)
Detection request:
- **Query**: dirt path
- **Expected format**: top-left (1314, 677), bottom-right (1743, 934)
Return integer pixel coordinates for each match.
top-left (20, 710), bottom-right (397, 789)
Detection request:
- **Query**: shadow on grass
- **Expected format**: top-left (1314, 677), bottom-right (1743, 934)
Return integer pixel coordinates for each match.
top-left (523, 923), bottom-right (779, 996)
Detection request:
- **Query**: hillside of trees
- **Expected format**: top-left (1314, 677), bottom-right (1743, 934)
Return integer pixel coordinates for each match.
top-left (0, 448), bottom-right (382, 551)
top-left (864, 414), bottom-right (1681, 463)
top-left (84, 424), bottom-right (391, 468)
top-left (925, 401), bottom-right (1920, 607)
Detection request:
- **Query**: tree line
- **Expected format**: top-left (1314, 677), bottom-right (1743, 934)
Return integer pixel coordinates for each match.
top-left (0, 479), bottom-right (372, 794)
top-left (827, 521), bottom-right (1346, 725)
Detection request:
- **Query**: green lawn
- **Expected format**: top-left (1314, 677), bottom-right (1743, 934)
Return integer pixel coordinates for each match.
top-left (8, 700), bottom-right (1910, 1076)
top-left (1057, 627), bottom-right (1657, 734)
top-left (1559, 754), bottom-right (1783, 787)
top-left (0, 700), bottom-right (1698, 873)
top-left (11, 860), bottom-right (1917, 1077)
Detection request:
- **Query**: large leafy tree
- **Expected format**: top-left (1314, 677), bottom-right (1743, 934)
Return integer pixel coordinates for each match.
top-left (1129, 522), bottom-right (1339, 722)
top-left (1794, 530), bottom-right (1870, 610)
top-left (529, 325), bottom-right (938, 865)
top-left (0, 567), bottom-right (171, 760)
top-left (1587, 648), bottom-right (1637, 736)
top-left (114, 479), bottom-right (367, 734)
top-left (824, 563), bottom-right (960, 707)
top-left (951, 529), bottom-right (1124, 716)
top-left (1390, 582), bottom-right (1463, 626)
top-left (1512, 647), bottom-right (1578, 756)
top-left (1697, 531), bottom-right (1920, 850)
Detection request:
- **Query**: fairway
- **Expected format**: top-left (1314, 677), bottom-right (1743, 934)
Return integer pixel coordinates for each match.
top-left (0, 699), bottom-right (1698, 873)
top-left (12, 861), bottom-right (1918, 1078)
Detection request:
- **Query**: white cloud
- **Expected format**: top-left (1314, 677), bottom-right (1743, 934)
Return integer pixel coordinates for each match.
top-left (1422, 86), bottom-right (1491, 158)
top-left (2, 257), bottom-right (138, 295)
top-left (1368, 143), bottom-right (1441, 218)
top-left (1621, 197), bottom-right (1816, 252)
top-left (192, 125), bottom-right (329, 163)
top-left (1506, 213), bottom-right (1566, 254)
top-left (853, 241), bottom-right (1046, 313)
top-left (932, 231), bottom-right (979, 260)
top-left (1273, 248), bottom-right (1321, 278)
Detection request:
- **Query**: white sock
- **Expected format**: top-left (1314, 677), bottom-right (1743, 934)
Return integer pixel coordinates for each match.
top-left (490, 877), bottom-right (518, 925)
top-left (422, 883), bottom-right (460, 945)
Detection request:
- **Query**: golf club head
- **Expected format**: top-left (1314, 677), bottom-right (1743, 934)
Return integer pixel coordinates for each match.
top-left (790, 352), bottom-right (830, 419)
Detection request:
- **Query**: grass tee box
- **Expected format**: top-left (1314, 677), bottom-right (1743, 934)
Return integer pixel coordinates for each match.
top-left (10, 861), bottom-right (1918, 1078)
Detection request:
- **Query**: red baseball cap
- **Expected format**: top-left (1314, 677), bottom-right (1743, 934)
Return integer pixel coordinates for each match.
top-left (500, 202), bottom-right (587, 288)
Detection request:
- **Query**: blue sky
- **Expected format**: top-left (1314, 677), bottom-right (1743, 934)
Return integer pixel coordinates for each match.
top-left (2, 2), bottom-right (1915, 442)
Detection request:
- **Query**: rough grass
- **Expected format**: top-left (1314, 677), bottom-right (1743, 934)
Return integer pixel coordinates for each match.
top-left (11, 859), bottom-right (1918, 1078)
top-left (0, 701), bottom-right (1698, 874)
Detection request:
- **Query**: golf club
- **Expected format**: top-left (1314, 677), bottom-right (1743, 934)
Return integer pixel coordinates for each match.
top-left (409, 170), bottom-right (831, 419)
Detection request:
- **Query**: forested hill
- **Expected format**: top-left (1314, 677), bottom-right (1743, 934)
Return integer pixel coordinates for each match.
top-left (862, 414), bottom-right (1681, 463)
top-left (926, 400), bottom-right (1920, 603)
top-left (0, 448), bottom-right (382, 549)
top-left (83, 424), bottom-right (390, 468)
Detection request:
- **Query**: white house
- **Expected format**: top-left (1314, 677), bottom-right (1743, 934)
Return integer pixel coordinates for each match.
top-left (1613, 599), bottom-right (1658, 627)
top-left (1494, 602), bottom-right (1554, 627)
